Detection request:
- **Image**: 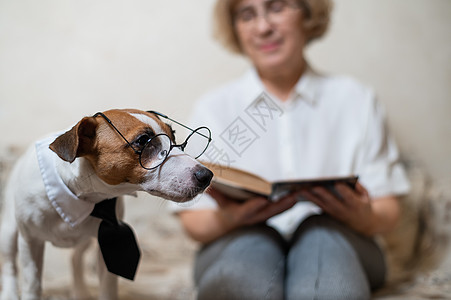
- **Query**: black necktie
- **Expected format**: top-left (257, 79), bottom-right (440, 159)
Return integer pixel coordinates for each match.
top-left (90, 198), bottom-right (141, 280)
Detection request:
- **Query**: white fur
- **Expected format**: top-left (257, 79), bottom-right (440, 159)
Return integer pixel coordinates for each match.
top-left (129, 113), bottom-right (162, 132)
top-left (0, 112), bottom-right (211, 300)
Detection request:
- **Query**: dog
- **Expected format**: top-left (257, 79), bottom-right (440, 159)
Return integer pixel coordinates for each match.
top-left (0, 109), bottom-right (213, 300)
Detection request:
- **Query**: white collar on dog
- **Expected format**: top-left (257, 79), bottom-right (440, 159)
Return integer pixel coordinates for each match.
top-left (36, 134), bottom-right (95, 228)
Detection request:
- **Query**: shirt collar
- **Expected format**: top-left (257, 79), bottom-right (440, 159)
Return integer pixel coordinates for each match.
top-left (241, 65), bottom-right (321, 106)
top-left (292, 65), bottom-right (320, 106)
top-left (36, 134), bottom-right (95, 227)
top-left (240, 68), bottom-right (266, 105)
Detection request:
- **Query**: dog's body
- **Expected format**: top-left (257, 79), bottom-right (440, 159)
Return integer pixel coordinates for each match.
top-left (0, 109), bottom-right (212, 300)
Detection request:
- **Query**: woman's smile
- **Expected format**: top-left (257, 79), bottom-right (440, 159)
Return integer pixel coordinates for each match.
top-left (258, 40), bottom-right (282, 52)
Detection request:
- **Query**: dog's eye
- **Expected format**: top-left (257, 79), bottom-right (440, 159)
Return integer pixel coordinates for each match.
top-left (134, 135), bottom-right (150, 148)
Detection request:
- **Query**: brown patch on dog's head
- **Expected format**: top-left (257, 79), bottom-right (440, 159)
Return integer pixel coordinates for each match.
top-left (50, 109), bottom-right (176, 186)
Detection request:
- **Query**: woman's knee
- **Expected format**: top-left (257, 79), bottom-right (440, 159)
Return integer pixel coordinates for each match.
top-left (195, 224), bottom-right (286, 281)
top-left (195, 225), bottom-right (286, 300)
top-left (197, 260), bottom-right (284, 300)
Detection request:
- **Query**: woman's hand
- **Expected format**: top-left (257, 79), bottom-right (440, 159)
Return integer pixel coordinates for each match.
top-left (209, 188), bottom-right (298, 229)
top-left (178, 188), bottom-right (298, 244)
top-left (300, 182), bottom-right (400, 236)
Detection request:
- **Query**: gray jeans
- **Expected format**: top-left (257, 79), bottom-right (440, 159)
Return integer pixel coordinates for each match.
top-left (194, 215), bottom-right (385, 300)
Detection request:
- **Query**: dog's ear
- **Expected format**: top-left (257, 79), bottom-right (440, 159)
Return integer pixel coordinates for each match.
top-left (49, 117), bottom-right (98, 163)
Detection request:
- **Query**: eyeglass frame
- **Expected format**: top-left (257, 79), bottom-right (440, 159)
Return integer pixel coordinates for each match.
top-left (232, 0), bottom-right (304, 26)
top-left (93, 111), bottom-right (212, 170)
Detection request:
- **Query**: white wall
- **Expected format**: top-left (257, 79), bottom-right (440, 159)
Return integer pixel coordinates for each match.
top-left (307, 0), bottom-right (451, 182)
top-left (0, 0), bottom-right (450, 181)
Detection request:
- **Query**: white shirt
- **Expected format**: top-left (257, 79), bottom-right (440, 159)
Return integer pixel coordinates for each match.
top-left (170, 67), bottom-right (410, 237)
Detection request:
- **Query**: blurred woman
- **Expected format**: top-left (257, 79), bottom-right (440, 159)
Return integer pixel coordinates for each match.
top-left (172, 0), bottom-right (410, 299)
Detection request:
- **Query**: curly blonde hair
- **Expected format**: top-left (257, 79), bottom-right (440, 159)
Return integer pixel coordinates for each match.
top-left (213, 0), bottom-right (333, 54)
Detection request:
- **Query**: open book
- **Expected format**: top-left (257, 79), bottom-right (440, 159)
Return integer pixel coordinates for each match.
top-left (201, 161), bottom-right (358, 202)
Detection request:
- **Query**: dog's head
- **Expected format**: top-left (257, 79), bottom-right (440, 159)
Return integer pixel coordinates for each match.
top-left (49, 109), bottom-right (213, 202)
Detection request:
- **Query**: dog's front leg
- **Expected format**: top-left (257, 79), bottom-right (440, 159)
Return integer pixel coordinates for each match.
top-left (0, 195), bottom-right (20, 300)
top-left (71, 238), bottom-right (93, 300)
top-left (18, 233), bottom-right (45, 300)
top-left (0, 222), bottom-right (19, 299)
top-left (97, 248), bottom-right (118, 300)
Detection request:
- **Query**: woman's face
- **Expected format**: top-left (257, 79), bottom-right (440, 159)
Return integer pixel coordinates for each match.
top-left (233, 0), bottom-right (306, 74)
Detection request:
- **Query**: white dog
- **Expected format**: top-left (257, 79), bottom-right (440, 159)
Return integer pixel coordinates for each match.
top-left (0, 109), bottom-right (213, 300)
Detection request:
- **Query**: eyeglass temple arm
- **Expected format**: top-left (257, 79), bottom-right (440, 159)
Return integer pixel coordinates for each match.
top-left (148, 111), bottom-right (190, 130)
top-left (93, 112), bottom-right (138, 152)
top-left (148, 110), bottom-right (211, 141)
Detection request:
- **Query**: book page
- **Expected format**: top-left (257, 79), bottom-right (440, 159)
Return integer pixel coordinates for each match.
top-left (200, 161), bottom-right (272, 196)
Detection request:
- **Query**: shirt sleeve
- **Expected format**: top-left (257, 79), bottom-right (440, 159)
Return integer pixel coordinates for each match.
top-left (357, 92), bottom-right (410, 198)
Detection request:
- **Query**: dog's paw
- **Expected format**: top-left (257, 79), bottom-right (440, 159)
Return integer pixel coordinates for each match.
top-left (0, 280), bottom-right (19, 300)
top-left (1, 291), bottom-right (19, 300)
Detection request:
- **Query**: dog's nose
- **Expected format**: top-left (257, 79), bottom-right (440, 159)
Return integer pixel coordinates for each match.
top-left (194, 166), bottom-right (213, 189)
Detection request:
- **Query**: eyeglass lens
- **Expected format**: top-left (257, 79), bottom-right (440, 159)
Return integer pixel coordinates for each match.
top-left (182, 127), bottom-right (211, 159)
top-left (140, 134), bottom-right (171, 169)
top-left (139, 127), bottom-right (211, 170)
